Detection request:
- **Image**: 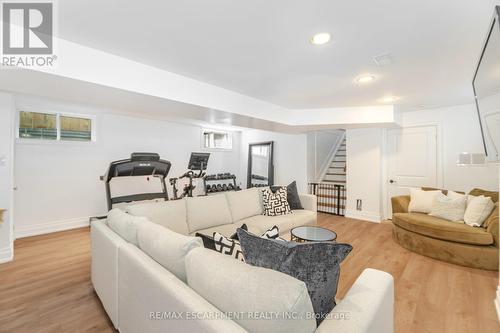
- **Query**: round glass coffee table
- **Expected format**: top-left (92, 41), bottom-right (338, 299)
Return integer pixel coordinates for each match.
top-left (290, 226), bottom-right (337, 243)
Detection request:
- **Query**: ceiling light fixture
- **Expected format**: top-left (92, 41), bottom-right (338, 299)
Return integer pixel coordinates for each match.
top-left (310, 32), bottom-right (331, 45)
top-left (380, 96), bottom-right (399, 103)
top-left (356, 75), bottom-right (376, 84)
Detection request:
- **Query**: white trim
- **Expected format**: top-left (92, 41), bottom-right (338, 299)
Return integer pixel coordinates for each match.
top-left (495, 286), bottom-right (500, 321)
top-left (345, 209), bottom-right (381, 223)
top-left (0, 246), bottom-right (13, 264)
top-left (15, 216), bottom-right (90, 239)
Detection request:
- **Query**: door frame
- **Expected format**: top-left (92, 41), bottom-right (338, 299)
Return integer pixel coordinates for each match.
top-left (382, 122), bottom-right (443, 219)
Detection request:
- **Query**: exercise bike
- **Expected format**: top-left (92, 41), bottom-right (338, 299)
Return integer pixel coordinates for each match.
top-left (170, 152), bottom-right (210, 200)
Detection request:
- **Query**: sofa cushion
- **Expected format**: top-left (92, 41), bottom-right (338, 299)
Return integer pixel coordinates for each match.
top-left (225, 187), bottom-right (263, 222)
top-left (186, 194), bottom-right (232, 233)
top-left (107, 208), bottom-right (148, 246)
top-left (464, 195), bottom-right (495, 227)
top-left (392, 213), bottom-right (494, 245)
top-left (468, 188), bottom-right (499, 203)
top-left (429, 193), bottom-right (466, 222)
top-left (237, 228), bottom-right (352, 325)
top-left (137, 220), bottom-right (202, 282)
top-left (241, 210), bottom-right (316, 235)
top-left (185, 247), bottom-right (317, 333)
top-left (125, 199), bottom-right (188, 235)
top-left (408, 188), bottom-right (442, 214)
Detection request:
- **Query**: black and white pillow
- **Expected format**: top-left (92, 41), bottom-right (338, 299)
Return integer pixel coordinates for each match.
top-left (213, 226), bottom-right (283, 261)
top-left (270, 181), bottom-right (304, 210)
top-left (262, 187), bottom-right (291, 216)
top-left (213, 232), bottom-right (245, 262)
top-left (196, 224), bottom-right (248, 250)
top-left (261, 225), bottom-right (280, 239)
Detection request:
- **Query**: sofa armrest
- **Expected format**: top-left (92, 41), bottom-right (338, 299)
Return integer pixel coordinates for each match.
top-left (486, 203), bottom-right (499, 248)
top-left (299, 193), bottom-right (317, 212)
top-left (391, 195), bottom-right (410, 214)
top-left (91, 220), bottom-right (127, 329)
top-left (315, 268), bottom-right (394, 333)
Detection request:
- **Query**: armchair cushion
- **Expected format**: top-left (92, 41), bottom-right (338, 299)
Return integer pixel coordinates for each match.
top-left (392, 213), bottom-right (494, 245)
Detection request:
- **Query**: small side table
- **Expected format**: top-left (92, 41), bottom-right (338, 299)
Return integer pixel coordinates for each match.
top-left (291, 226), bottom-right (337, 243)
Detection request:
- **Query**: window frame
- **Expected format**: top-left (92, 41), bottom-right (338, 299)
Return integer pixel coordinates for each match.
top-left (16, 107), bottom-right (96, 144)
top-left (201, 128), bottom-right (233, 151)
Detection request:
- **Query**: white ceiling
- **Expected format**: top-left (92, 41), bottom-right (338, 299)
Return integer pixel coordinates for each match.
top-left (57, 0), bottom-right (498, 110)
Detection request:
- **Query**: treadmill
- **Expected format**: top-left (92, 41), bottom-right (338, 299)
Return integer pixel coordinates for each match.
top-left (101, 152), bottom-right (171, 211)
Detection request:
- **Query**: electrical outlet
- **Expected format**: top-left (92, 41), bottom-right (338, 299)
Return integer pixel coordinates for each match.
top-left (356, 199), bottom-right (362, 211)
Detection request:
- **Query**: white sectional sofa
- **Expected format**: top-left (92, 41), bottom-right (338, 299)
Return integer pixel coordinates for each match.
top-left (125, 187), bottom-right (317, 237)
top-left (91, 188), bottom-right (394, 333)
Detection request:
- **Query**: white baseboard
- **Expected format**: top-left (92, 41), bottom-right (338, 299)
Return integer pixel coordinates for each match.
top-left (15, 216), bottom-right (90, 239)
top-left (345, 209), bottom-right (381, 223)
top-left (0, 246), bottom-right (13, 264)
top-left (495, 286), bottom-right (500, 321)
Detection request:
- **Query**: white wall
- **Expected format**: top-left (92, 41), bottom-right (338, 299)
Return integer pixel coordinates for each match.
top-left (0, 92), bottom-right (15, 262)
top-left (401, 104), bottom-right (498, 192)
top-left (345, 104), bottom-right (499, 223)
top-left (345, 128), bottom-right (384, 222)
top-left (239, 129), bottom-right (308, 192)
top-left (13, 98), bottom-right (242, 237)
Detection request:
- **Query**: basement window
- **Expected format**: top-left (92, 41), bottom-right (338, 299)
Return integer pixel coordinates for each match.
top-left (18, 111), bottom-right (94, 142)
top-left (202, 129), bottom-right (232, 150)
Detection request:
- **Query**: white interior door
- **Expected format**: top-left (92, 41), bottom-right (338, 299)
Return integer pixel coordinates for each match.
top-left (386, 126), bottom-right (438, 217)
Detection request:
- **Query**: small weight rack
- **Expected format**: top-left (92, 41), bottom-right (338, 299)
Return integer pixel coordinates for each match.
top-left (204, 173), bottom-right (241, 194)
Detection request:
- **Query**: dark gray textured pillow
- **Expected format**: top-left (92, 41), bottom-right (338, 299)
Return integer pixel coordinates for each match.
top-left (237, 228), bottom-right (352, 324)
top-left (271, 181), bottom-right (303, 210)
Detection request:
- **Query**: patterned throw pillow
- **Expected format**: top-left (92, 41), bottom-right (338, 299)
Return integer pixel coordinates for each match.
top-left (262, 187), bottom-right (291, 216)
top-left (214, 232), bottom-right (245, 261)
top-left (213, 226), bottom-right (283, 262)
top-left (195, 224), bottom-right (248, 250)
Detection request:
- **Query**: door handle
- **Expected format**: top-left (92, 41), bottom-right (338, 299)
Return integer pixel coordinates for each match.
top-left (389, 180), bottom-right (396, 184)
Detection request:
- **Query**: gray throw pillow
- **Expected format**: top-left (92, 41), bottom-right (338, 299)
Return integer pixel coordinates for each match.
top-left (271, 181), bottom-right (303, 210)
top-left (237, 228), bottom-right (352, 325)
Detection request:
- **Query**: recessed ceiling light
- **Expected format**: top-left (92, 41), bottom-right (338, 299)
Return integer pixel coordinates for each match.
top-left (356, 75), bottom-right (376, 84)
top-left (310, 33), bottom-right (331, 45)
top-left (380, 96), bottom-right (399, 103)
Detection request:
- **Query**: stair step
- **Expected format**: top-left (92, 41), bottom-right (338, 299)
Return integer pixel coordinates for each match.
top-left (326, 173), bottom-right (345, 176)
top-left (322, 179), bottom-right (346, 183)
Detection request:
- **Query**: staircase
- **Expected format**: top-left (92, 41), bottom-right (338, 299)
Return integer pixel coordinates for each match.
top-left (322, 137), bottom-right (346, 185)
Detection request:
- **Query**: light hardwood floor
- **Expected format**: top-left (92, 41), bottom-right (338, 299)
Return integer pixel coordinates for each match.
top-left (0, 213), bottom-right (498, 333)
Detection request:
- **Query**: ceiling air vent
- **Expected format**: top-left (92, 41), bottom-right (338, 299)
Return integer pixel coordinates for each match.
top-left (373, 53), bottom-right (394, 67)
